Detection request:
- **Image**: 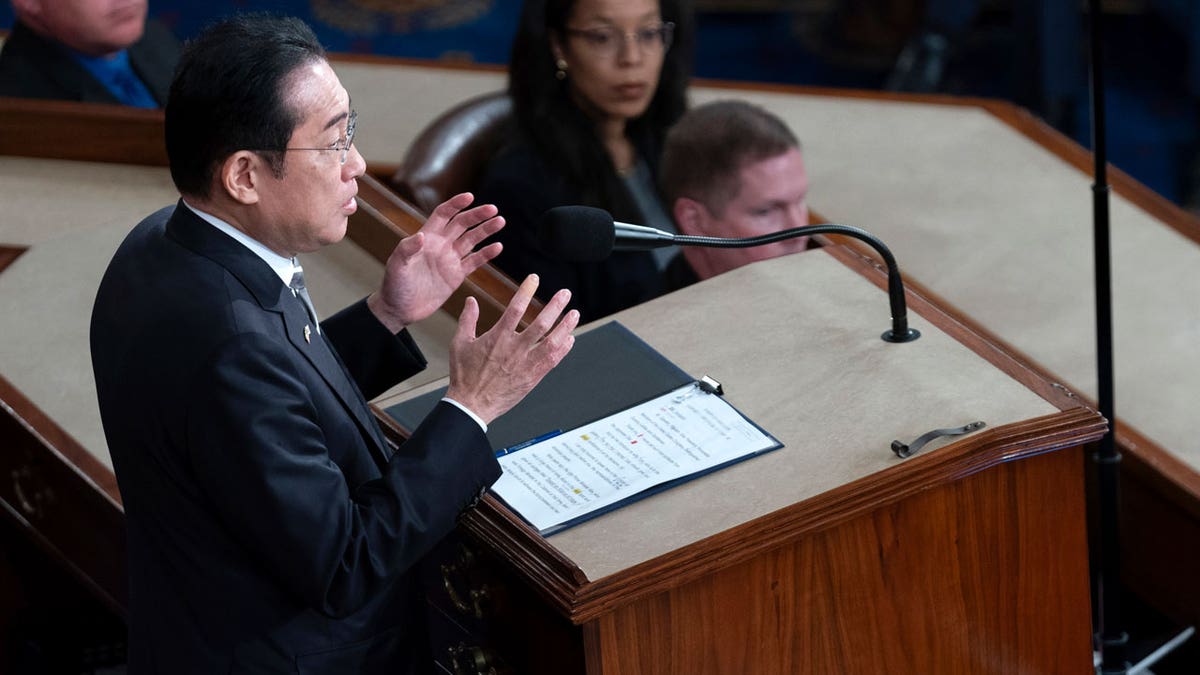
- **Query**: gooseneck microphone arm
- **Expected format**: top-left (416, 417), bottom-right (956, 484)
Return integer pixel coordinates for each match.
top-left (537, 206), bottom-right (919, 344)
top-left (665, 225), bottom-right (920, 343)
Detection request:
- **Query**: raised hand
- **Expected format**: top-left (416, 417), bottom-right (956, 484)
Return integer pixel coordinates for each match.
top-left (367, 193), bottom-right (505, 333)
top-left (446, 275), bottom-right (579, 425)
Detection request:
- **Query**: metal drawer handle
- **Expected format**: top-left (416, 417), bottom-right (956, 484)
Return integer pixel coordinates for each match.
top-left (892, 421), bottom-right (986, 459)
top-left (11, 466), bottom-right (39, 517)
top-left (449, 642), bottom-right (509, 675)
top-left (441, 545), bottom-right (490, 618)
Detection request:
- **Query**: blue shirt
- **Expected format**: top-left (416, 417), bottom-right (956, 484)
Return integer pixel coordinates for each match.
top-left (70, 49), bottom-right (158, 108)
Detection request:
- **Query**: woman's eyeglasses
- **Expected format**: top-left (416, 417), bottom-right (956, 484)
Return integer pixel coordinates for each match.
top-left (564, 22), bottom-right (675, 58)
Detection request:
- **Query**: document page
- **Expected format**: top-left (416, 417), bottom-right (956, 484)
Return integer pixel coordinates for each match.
top-left (491, 382), bottom-right (781, 535)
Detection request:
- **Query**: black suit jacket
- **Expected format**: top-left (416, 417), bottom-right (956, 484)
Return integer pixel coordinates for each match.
top-left (476, 135), bottom-right (665, 323)
top-left (0, 19), bottom-right (178, 104)
top-left (90, 204), bottom-right (500, 674)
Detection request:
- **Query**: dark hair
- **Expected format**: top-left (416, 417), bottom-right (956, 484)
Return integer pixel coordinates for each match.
top-left (660, 99), bottom-right (800, 215)
top-left (165, 14), bottom-right (326, 197)
top-left (508, 0), bottom-right (693, 220)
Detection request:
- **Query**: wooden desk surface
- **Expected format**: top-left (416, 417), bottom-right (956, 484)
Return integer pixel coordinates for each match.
top-left (697, 87), bottom-right (1200, 466)
top-left (381, 247), bottom-right (1085, 584)
top-left (0, 155), bottom-right (175, 246)
top-left (540, 249), bottom-right (1067, 581)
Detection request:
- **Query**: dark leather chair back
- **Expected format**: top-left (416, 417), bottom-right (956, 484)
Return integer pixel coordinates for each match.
top-left (390, 91), bottom-right (513, 215)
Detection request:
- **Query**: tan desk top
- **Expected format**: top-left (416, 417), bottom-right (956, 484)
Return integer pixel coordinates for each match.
top-left (701, 89), bottom-right (1200, 472)
top-left (381, 248), bottom-right (1064, 581)
top-left (558, 250), bottom-right (1064, 580)
top-left (0, 156), bottom-right (177, 246)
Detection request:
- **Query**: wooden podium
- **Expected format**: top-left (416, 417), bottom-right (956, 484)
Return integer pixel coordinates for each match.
top-left (377, 245), bottom-right (1106, 674)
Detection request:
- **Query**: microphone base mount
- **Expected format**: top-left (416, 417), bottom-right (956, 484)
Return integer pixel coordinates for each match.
top-left (882, 328), bottom-right (921, 343)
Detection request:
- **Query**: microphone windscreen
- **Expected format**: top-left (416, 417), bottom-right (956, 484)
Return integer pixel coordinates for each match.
top-left (537, 206), bottom-right (615, 262)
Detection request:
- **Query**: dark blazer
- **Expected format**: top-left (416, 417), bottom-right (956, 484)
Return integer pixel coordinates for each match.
top-left (0, 19), bottom-right (178, 104)
top-left (90, 204), bottom-right (500, 674)
top-left (476, 135), bottom-right (665, 323)
top-left (663, 252), bottom-right (700, 292)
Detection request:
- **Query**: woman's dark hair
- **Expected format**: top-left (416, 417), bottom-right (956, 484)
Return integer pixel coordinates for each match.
top-left (165, 14), bottom-right (326, 197)
top-left (508, 0), bottom-right (693, 220)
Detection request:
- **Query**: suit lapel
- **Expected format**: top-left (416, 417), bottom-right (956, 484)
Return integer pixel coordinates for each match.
top-left (279, 295), bottom-right (391, 466)
top-left (165, 203), bottom-right (391, 466)
top-left (315, 331), bottom-right (392, 457)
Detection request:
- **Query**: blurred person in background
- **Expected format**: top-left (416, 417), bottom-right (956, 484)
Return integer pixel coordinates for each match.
top-left (477, 0), bottom-right (693, 322)
top-left (659, 99), bottom-right (813, 289)
top-left (0, 0), bottom-right (178, 106)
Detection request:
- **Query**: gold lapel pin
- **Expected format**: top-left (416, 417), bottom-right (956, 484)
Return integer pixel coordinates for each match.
top-left (303, 325), bottom-right (311, 343)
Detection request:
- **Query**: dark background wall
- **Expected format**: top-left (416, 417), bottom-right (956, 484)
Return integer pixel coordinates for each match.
top-left (3, 1), bottom-right (1197, 207)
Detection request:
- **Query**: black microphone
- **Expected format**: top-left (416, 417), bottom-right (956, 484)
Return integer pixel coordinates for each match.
top-left (537, 205), bottom-right (920, 343)
top-left (537, 205), bottom-right (675, 261)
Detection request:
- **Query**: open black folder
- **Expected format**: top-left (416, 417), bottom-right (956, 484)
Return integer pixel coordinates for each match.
top-left (385, 321), bottom-right (781, 535)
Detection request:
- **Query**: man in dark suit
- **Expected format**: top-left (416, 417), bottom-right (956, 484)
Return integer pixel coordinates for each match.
top-left (0, 0), bottom-right (178, 106)
top-left (89, 14), bottom-right (578, 674)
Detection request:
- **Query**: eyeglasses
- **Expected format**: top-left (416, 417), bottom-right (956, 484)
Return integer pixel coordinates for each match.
top-left (270, 109), bottom-right (357, 165)
top-left (564, 22), bottom-right (675, 58)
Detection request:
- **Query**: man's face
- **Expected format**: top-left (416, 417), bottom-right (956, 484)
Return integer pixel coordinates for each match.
top-left (19, 0), bottom-right (147, 56)
top-left (684, 147), bottom-right (810, 279)
top-left (251, 60), bottom-right (366, 257)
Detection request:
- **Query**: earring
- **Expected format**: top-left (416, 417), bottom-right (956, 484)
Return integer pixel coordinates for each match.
top-left (555, 58), bottom-right (568, 81)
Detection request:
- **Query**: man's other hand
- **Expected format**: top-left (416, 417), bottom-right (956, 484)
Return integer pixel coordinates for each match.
top-left (367, 193), bottom-right (504, 333)
top-left (446, 275), bottom-right (579, 425)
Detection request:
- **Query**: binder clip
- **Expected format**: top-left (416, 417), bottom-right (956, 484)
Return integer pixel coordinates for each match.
top-left (698, 375), bottom-right (723, 396)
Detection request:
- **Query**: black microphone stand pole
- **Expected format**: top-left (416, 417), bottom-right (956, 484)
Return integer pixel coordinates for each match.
top-left (1087, 1), bottom-right (1126, 672)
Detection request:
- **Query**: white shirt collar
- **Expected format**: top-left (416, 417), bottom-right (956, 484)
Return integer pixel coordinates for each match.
top-left (181, 200), bottom-right (298, 287)
top-left (178, 203), bottom-right (482, 428)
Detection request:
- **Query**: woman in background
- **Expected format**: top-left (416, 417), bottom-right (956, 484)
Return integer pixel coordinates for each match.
top-left (477, 0), bottom-right (692, 321)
